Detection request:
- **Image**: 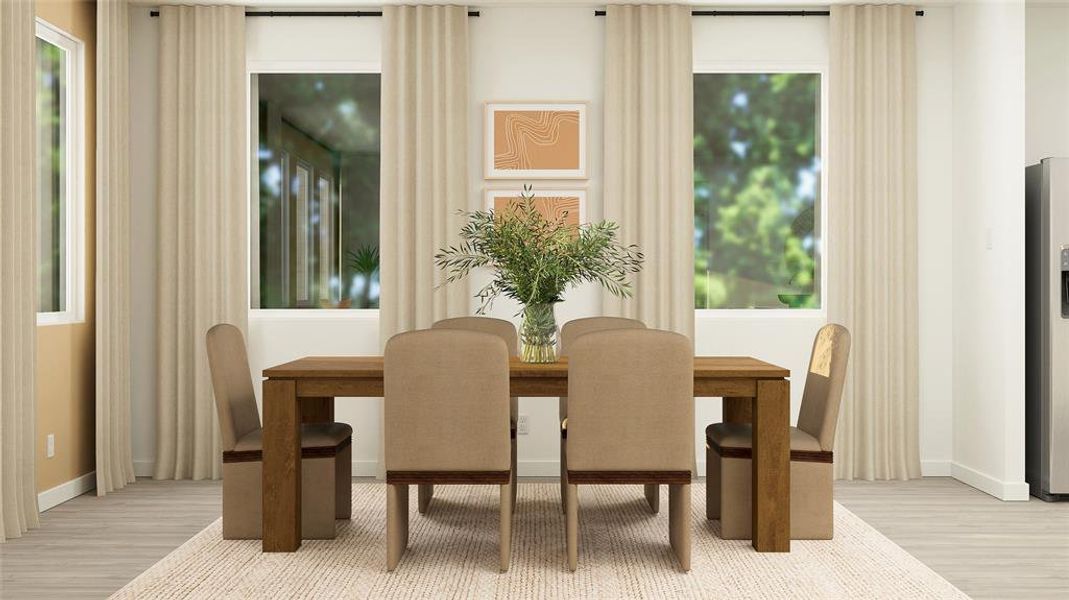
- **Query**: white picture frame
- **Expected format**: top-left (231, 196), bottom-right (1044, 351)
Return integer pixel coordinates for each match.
top-left (484, 102), bottom-right (588, 180)
top-left (484, 187), bottom-right (587, 225)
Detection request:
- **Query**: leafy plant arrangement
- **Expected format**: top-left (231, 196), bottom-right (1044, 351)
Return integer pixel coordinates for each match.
top-left (346, 244), bottom-right (379, 309)
top-left (348, 244), bottom-right (380, 278)
top-left (435, 186), bottom-right (643, 362)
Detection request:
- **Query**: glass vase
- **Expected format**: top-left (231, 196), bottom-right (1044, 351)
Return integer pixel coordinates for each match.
top-left (520, 302), bottom-right (559, 363)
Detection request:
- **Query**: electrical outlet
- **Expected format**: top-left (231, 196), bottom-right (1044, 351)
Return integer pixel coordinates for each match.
top-left (46, 434), bottom-right (55, 458)
top-left (517, 415), bottom-right (530, 435)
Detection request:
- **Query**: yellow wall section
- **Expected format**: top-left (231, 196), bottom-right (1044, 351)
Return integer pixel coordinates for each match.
top-left (35, 0), bottom-right (96, 493)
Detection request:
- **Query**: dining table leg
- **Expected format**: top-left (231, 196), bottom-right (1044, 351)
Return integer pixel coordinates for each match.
top-left (263, 379), bottom-right (302, 552)
top-left (751, 379), bottom-right (790, 552)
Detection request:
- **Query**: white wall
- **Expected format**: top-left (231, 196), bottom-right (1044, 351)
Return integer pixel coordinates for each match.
top-left (690, 16), bottom-right (829, 473)
top-left (245, 17), bottom-right (384, 476)
top-left (1026, 2), bottom-right (1069, 164)
top-left (950, 0), bottom-right (1029, 500)
top-left (916, 6), bottom-right (956, 476)
top-left (127, 4), bottom-right (958, 480)
top-left (129, 6), bottom-right (158, 475)
top-left (470, 7), bottom-right (605, 475)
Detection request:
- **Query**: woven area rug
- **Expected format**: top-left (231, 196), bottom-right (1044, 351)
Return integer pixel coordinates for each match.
top-left (112, 483), bottom-right (966, 599)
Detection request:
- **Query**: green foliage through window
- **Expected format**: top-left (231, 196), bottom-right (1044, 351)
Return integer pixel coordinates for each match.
top-left (694, 73), bottom-right (821, 309)
top-left (36, 37), bottom-right (66, 313)
top-left (253, 73), bottom-right (381, 309)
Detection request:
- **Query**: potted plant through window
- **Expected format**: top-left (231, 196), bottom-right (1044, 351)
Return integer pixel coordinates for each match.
top-left (435, 186), bottom-right (644, 363)
top-left (347, 244), bottom-right (380, 309)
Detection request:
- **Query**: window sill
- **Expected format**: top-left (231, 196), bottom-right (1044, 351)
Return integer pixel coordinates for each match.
top-left (36, 312), bottom-right (84, 327)
top-left (249, 309), bottom-right (380, 321)
top-left (695, 308), bottom-right (826, 320)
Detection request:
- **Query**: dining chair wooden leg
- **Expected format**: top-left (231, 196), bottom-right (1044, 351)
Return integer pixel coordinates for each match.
top-left (499, 482), bottom-right (513, 572)
top-left (669, 483), bottom-right (691, 572)
top-left (335, 442), bottom-right (352, 519)
top-left (706, 443), bottom-right (720, 520)
top-left (387, 484), bottom-right (409, 571)
top-left (560, 437), bottom-right (568, 513)
top-left (417, 484), bottom-right (433, 514)
top-left (644, 484), bottom-right (660, 514)
top-left (566, 483), bottom-right (579, 571)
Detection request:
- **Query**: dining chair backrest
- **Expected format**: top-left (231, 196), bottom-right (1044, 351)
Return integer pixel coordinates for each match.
top-left (560, 316), bottom-right (646, 355)
top-left (384, 329), bottom-right (511, 472)
top-left (205, 323), bottom-right (262, 452)
top-left (566, 329), bottom-right (694, 471)
top-left (432, 316), bottom-right (519, 355)
top-left (795, 323), bottom-right (852, 452)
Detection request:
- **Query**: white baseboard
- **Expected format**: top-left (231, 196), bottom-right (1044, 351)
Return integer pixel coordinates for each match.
top-left (38, 471), bottom-right (96, 511)
top-left (518, 460), bottom-right (562, 477)
top-left (137, 459), bottom-right (380, 478)
top-left (134, 459), bottom-right (155, 477)
top-left (921, 460), bottom-right (952, 477)
top-left (951, 462), bottom-right (1030, 501)
top-left (123, 457), bottom-right (1034, 503)
top-left (701, 459), bottom-right (951, 479)
top-left (352, 460), bottom-right (378, 477)
top-left (519, 461), bottom-right (709, 478)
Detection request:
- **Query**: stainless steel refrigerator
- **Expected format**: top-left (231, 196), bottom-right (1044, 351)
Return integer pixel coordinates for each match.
top-left (1026, 157), bottom-right (1069, 501)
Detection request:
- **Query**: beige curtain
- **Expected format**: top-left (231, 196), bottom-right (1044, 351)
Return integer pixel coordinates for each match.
top-left (379, 5), bottom-right (469, 478)
top-left (1, 0), bottom-right (41, 541)
top-left (603, 5), bottom-right (694, 339)
top-left (829, 5), bottom-right (921, 480)
top-left (154, 5), bottom-right (247, 481)
top-left (96, 0), bottom-right (135, 496)
top-left (379, 4), bottom-right (469, 344)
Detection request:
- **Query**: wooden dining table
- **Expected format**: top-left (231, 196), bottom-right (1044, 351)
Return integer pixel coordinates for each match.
top-left (260, 355), bottom-right (792, 554)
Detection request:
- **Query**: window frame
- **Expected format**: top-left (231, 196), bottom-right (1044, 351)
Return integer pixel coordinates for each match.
top-left (692, 61), bottom-right (829, 319)
top-left (35, 19), bottom-right (86, 327)
top-left (247, 59), bottom-right (381, 318)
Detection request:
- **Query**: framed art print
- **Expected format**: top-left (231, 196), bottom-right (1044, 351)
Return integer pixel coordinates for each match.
top-left (485, 102), bottom-right (587, 179)
top-left (486, 188), bottom-right (586, 227)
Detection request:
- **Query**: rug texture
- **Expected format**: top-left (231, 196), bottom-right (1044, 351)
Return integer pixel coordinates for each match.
top-left (111, 483), bottom-right (967, 599)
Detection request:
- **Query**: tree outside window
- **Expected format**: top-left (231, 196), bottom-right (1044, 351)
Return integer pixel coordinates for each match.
top-left (694, 73), bottom-right (821, 309)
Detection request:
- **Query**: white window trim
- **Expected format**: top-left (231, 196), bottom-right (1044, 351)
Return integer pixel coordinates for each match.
top-left (250, 308), bottom-right (381, 321)
top-left (35, 19), bottom-right (86, 327)
top-left (247, 59), bottom-right (381, 317)
top-left (692, 61), bottom-right (829, 320)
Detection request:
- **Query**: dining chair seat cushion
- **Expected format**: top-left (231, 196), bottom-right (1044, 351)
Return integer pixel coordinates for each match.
top-left (233, 422), bottom-right (353, 454)
top-left (706, 423), bottom-right (821, 453)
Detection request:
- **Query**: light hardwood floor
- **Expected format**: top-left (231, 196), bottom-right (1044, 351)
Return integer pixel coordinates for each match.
top-left (836, 478), bottom-right (1069, 599)
top-left (0, 478), bottom-right (1066, 599)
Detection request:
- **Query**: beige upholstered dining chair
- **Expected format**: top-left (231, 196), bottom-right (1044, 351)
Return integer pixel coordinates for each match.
top-left (564, 329), bottom-right (693, 571)
top-left (706, 323), bottom-right (851, 540)
top-left (384, 329), bottom-right (514, 572)
top-left (205, 324), bottom-right (352, 540)
top-left (431, 317), bottom-right (519, 512)
top-left (558, 317), bottom-right (648, 512)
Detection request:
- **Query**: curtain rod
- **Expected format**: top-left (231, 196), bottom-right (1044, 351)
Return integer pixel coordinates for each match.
top-left (148, 10), bottom-right (481, 17)
top-left (593, 9), bottom-right (924, 17)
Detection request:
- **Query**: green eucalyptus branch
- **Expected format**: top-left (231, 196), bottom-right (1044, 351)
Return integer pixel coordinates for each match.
top-left (434, 185), bottom-right (645, 313)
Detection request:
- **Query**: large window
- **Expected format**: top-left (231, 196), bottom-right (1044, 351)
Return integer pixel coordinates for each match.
top-left (251, 73), bottom-right (381, 309)
top-left (36, 20), bottom-right (84, 323)
top-left (694, 72), bottom-right (822, 310)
